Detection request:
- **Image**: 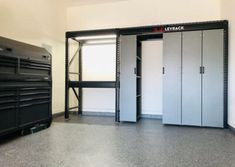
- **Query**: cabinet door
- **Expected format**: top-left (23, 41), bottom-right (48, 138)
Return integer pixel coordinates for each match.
top-left (202, 30), bottom-right (224, 128)
top-left (182, 31), bottom-right (202, 126)
top-left (163, 32), bottom-right (182, 125)
top-left (120, 35), bottom-right (137, 122)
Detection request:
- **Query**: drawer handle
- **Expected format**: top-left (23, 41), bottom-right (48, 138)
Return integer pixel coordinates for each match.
top-left (6, 48), bottom-right (13, 52)
top-left (0, 106), bottom-right (15, 111)
top-left (20, 101), bottom-right (50, 108)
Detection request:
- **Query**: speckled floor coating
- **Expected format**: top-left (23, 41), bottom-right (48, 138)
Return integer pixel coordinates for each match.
top-left (0, 116), bottom-right (235, 167)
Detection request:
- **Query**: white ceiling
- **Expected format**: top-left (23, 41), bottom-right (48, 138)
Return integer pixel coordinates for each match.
top-left (64, 0), bottom-right (128, 6)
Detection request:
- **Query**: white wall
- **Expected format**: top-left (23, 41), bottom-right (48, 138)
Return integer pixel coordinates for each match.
top-left (142, 40), bottom-right (163, 116)
top-left (66, 0), bottom-right (221, 115)
top-left (67, 0), bottom-right (221, 31)
top-left (82, 44), bottom-right (116, 81)
top-left (0, 0), bottom-right (66, 114)
top-left (68, 40), bottom-right (79, 110)
top-left (221, 0), bottom-right (235, 128)
top-left (82, 44), bottom-right (116, 113)
top-left (83, 89), bottom-right (115, 113)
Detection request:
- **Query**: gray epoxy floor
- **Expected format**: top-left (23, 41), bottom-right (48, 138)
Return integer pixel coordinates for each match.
top-left (1, 115), bottom-right (235, 167)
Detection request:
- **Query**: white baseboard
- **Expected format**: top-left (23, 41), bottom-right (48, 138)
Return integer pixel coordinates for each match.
top-left (82, 111), bottom-right (115, 117)
top-left (140, 114), bottom-right (162, 119)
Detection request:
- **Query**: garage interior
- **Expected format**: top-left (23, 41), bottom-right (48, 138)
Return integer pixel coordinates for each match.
top-left (1, 0), bottom-right (235, 167)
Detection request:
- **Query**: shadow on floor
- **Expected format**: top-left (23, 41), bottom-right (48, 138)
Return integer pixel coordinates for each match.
top-left (53, 113), bottom-right (117, 126)
top-left (0, 131), bottom-right (22, 145)
top-left (53, 113), bottom-right (169, 130)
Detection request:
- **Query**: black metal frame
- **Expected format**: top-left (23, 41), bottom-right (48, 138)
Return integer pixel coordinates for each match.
top-left (65, 34), bottom-right (118, 119)
top-left (65, 20), bottom-right (228, 127)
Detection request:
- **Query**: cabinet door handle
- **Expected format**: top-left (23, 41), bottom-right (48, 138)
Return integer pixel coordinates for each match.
top-left (202, 67), bottom-right (205, 74)
top-left (200, 66), bottom-right (205, 74)
top-left (163, 67), bottom-right (165, 74)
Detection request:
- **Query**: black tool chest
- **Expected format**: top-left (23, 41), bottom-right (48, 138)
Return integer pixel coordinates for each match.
top-left (0, 36), bottom-right (52, 137)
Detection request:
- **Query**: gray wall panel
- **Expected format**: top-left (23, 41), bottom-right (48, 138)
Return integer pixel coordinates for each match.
top-left (202, 30), bottom-right (224, 128)
top-left (163, 32), bottom-right (182, 125)
top-left (120, 35), bottom-right (137, 122)
top-left (182, 31), bottom-right (202, 126)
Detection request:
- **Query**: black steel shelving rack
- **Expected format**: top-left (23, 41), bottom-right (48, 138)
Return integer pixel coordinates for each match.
top-left (65, 20), bottom-right (228, 125)
top-left (136, 39), bottom-right (142, 120)
top-left (65, 30), bottom-right (120, 121)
